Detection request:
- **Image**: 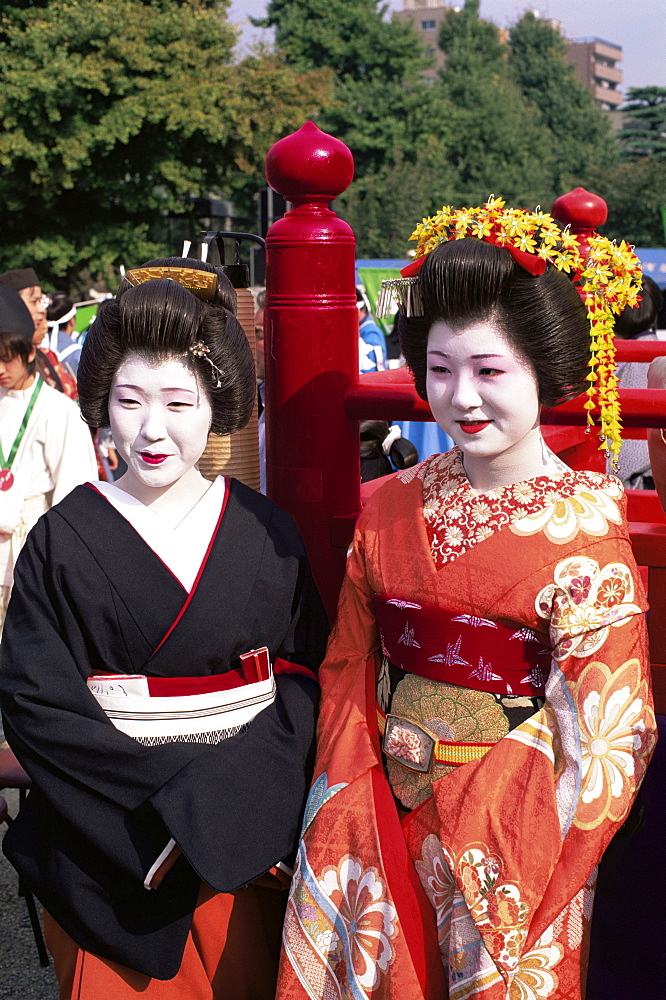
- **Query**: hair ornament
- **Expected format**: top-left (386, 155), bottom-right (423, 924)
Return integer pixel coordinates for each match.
top-left (377, 196), bottom-right (643, 469)
top-left (188, 341), bottom-right (226, 388)
top-left (126, 266), bottom-right (218, 301)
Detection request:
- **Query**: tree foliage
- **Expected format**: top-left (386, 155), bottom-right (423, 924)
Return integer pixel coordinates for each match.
top-left (257, 0), bottom-right (439, 182)
top-left (3, 0), bottom-right (661, 284)
top-left (336, 147), bottom-right (458, 257)
top-left (588, 156), bottom-right (666, 247)
top-left (434, 2), bottom-right (555, 205)
top-left (262, 0), bottom-right (652, 257)
top-left (508, 12), bottom-right (617, 188)
top-left (256, 0), bottom-right (427, 84)
top-left (619, 87), bottom-right (666, 160)
top-left (438, 0), bottom-right (504, 70)
top-left (0, 0), bottom-right (332, 286)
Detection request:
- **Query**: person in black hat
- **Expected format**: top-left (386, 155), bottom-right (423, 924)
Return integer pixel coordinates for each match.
top-left (0, 285), bottom-right (97, 629)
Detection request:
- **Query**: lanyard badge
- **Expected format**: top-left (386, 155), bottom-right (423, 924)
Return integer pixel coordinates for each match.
top-left (0, 377), bottom-right (44, 491)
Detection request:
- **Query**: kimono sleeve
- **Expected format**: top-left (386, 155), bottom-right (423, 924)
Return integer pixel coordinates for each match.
top-left (43, 393), bottom-right (98, 504)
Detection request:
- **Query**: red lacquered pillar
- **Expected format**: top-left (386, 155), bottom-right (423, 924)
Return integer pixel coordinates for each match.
top-left (264, 122), bottom-right (360, 619)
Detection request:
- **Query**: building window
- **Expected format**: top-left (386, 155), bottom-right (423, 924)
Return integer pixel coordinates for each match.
top-left (422, 19), bottom-right (436, 30)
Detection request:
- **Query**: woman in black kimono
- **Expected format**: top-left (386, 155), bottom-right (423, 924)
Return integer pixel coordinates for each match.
top-left (0, 259), bottom-right (328, 999)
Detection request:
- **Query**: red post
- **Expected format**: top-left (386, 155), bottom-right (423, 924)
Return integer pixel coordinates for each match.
top-left (264, 122), bottom-right (359, 619)
top-left (551, 186), bottom-right (608, 259)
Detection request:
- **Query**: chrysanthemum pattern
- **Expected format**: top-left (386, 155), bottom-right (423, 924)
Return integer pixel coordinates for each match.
top-left (450, 844), bottom-right (530, 974)
top-left (285, 847), bottom-right (399, 1000)
top-left (507, 925), bottom-right (564, 1000)
top-left (421, 450), bottom-right (621, 568)
top-left (570, 658), bottom-right (656, 830)
top-left (535, 557), bottom-right (642, 662)
top-left (319, 856), bottom-right (398, 991)
top-left (511, 485), bottom-right (623, 544)
top-left (385, 674), bottom-right (508, 809)
top-left (414, 834), bottom-right (457, 957)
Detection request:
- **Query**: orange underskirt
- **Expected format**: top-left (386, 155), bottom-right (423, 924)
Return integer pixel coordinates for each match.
top-left (43, 882), bottom-right (286, 1000)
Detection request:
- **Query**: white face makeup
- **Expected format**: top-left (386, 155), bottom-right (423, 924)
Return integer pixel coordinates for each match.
top-left (426, 319), bottom-right (543, 486)
top-left (109, 355), bottom-right (212, 496)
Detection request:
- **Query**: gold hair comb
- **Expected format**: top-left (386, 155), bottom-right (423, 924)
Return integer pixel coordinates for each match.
top-left (126, 267), bottom-right (218, 301)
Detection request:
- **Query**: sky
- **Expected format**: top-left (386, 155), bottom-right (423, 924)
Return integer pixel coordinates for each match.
top-left (228, 0), bottom-right (666, 94)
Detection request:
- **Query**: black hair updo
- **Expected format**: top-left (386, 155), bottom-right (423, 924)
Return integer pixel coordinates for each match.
top-left (398, 238), bottom-right (591, 408)
top-left (78, 257), bottom-right (255, 434)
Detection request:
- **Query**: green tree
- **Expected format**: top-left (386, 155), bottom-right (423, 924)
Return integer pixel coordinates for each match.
top-left (256, 0), bottom-right (438, 176)
top-left (438, 0), bottom-right (505, 69)
top-left (588, 157), bottom-right (666, 247)
top-left (620, 87), bottom-right (666, 160)
top-left (508, 12), bottom-right (617, 189)
top-left (256, 0), bottom-right (426, 85)
top-left (336, 146), bottom-right (458, 257)
top-left (434, 1), bottom-right (554, 205)
top-left (0, 0), bottom-right (331, 287)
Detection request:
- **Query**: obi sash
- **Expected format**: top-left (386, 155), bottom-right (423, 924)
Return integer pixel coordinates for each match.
top-left (87, 647), bottom-right (276, 744)
top-left (374, 595), bottom-right (550, 698)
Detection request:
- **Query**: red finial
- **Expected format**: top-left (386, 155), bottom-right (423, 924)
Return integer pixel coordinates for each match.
top-left (552, 187), bottom-right (608, 229)
top-left (552, 187), bottom-right (608, 260)
top-left (265, 121), bottom-right (355, 204)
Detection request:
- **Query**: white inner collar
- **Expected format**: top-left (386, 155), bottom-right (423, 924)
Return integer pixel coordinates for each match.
top-left (93, 476), bottom-right (226, 592)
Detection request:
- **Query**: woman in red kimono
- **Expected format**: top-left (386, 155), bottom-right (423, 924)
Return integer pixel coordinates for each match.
top-left (0, 259), bottom-right (328, 998)
top-left (277, 203), bottom-right (656, 1000)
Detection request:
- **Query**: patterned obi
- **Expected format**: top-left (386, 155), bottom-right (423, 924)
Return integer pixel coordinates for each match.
top-left (373, 594), bottom-right (550, 699)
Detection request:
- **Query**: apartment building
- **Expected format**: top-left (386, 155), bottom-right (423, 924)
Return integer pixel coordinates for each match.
top-left (566, 37), bottom-right (623, 111)
top-left (395, 0), bottom-right (451, 80)
top-left (396, 3), bottom-right (623, 109)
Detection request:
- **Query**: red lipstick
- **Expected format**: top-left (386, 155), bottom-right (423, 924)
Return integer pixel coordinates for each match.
top-left (139, 452), bottom-right (169, 465)
top-left (458, 421), bottom-right (490, 435)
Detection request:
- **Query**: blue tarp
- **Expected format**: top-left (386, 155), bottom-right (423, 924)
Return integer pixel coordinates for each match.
top-left (634, 248), bottom-right (666, 289)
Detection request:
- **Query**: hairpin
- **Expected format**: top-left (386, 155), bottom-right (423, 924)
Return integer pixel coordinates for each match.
top-left (189, 341), bottom-right (225, 388)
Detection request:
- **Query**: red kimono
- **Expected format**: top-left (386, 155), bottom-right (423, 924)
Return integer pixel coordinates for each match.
top-left (277, 449), bottom-right (657, 1000)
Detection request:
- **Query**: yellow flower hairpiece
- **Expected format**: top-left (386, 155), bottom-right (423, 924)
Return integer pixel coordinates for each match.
top-left (377, 197), bottom-right (643, 469)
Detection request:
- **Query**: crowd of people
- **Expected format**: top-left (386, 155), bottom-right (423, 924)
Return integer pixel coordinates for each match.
top-left (0, 199), bottom-right (662, 1000)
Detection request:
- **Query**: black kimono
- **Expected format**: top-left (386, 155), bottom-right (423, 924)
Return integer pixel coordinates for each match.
top-left (0, 479), bottom-right (328, 979)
